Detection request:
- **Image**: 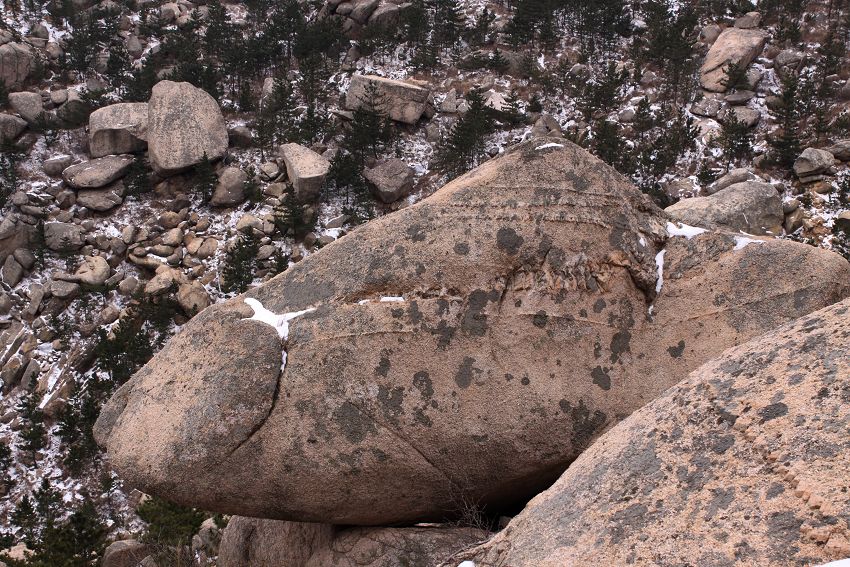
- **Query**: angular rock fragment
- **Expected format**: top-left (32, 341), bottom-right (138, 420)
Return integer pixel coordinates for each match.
top-left (700, 27), bottom-right (768, 92)
top-left (88, 103), bottom-right (149, 158)
top-left (345, 74), bottom-right (432, 124)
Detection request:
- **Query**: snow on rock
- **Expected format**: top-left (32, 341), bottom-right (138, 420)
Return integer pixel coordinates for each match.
top-left (733, 235), bottom-right (765, 251)
top-left (654, 250), bottom-right (666, 294)
top-left (535, 142), bottom-right (564, 150)
top-left (379, 296), bottom-right (405, 302)
top-left (243, 298), bottom-right (315, 341)
top-left (666, 221), bottom-right (707, 239)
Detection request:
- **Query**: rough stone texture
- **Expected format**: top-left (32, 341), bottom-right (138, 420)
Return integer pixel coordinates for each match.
top-left (700, 27), bottom-right (768, 92)
top-left (147, 81), bottom-right (228, 176)
top-left (826, 139), bottom-right (850, 161)
top-left (218, 516), bottom-right (486, 567)
top-left (279, 144), bottom-right (330, 202)
top-left (76, 182), bottom-right (125, 211)
top-left (793, 147), bottom-right (835, 178)
top-left (0, 215), bottom-right (34, 263)
top-left (0, 113), bottom-right (27, 143)
top-left (102, 539), bottom-right (150, 567)
top-left (210, 167), bottom-right (248, 207)
top-left (0, 41), bottom-right (34, 88)
top-left (94, 139), bottom-right (850, 525)
top-left (452, 297), bottom-right (850, 567)
top-left (62, 155), bottom-right (134, 189)
top-left (88, 103), bottom-right (149, 158)
top-left (345, 74), bottom-right (432, 124)
top-left (43, 222), bottom-right (83, 251)
top-left (8, 91), bottom-right (43, 123)
top-left (67, 255), bottom-right (111, 287)
top-left (363, 158), bottom-right (415, 203)
top-left (666, 181), bottom-right (783, 235)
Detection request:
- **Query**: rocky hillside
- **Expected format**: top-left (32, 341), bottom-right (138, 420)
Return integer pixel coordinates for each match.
top-left (1, 0), bottom-right (850, 565)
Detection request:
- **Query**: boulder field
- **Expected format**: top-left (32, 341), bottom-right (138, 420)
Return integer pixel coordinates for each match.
top-left (94, 139), bottom-right (850, 525)
top-left (450, 296), bottom-right (850, 566)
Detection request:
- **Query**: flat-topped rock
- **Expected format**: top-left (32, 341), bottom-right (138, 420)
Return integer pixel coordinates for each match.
top-left (62, 155), bottom-right (134, 189)
top-left (278, 143), bottom-right (330, 202)
top-left (89, 103), bottom-right (149, 158)
top-left (666, 180), bottom-right (783, 235)
top-left (345, 74), bottom-right (432, 124)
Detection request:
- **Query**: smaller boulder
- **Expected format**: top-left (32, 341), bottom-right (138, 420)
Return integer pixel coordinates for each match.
top-left (210, 167), bottom-right (248, 207)
top-left (793, 147), bottom-right (835, 179)
top-left (666, 181), bottom-right (783, 235)
top-left (363, 158), bottom-right (415, 203)
top-left (76, 182), bottom-right (125, 212)
top-left (43, 155), bottom-right (73, 177)
top-left (177, 281), bottom-right (211, 315)
top-left (9, 91), bottom-right (43, 123)
top-left (0, 113), bottom-right (27, 143)
top-left (279, 143), bottom-right (330, 202)
top-left (69, 255), bottom-right (111, 287)
top-left (62, 155), bottom-right (134, 189)
top-left (826, 140), bottom-right (850, 161)
top-left (1, 255), bottom-right (23, 287)
top-left (345, 75), bottom-right (432, 125)
top-left (88, 103), bottom-right (149, 158)
top-left (44, 222), bottom-right (83, 251)
top-left (102, 539), bottom-right (150, 567)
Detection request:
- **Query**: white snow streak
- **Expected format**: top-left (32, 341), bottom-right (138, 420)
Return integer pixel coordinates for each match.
top-left (535, 143), bottom-right (564, 150)
top-left (733, 235), bottom-right (765, 250)
top-left (818, 560), bottom-right (850, 567)
top-left (379, 296), bottom-right (405, 302)
top-left (243, 298), bottom-right (315, 340)
top-left (666, 221), bottom-right (707, 239)
top-left (458, 562), bottom-right (476, 567)
top-left (654, 250), bottom-right (666, 294)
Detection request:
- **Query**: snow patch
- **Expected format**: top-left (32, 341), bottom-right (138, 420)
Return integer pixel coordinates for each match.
top-left (733, 235), bottom-right (765, 251)
top-left (535, 143), bottom-right (563, 150)
top-left (818, 560), bottom-right (850, 567)
top-left (243, 298), bottom-right (315, 341)
top-left (379, 296), bottom-right (405, 302)
top-left (458, 562), bottom-right (476, 567)
top-left (666, 221), bottom-right (707, 239)
top-left (654, 250), bottom-right (666, 294)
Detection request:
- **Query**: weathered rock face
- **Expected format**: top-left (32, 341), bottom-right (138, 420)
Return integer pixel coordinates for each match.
top-left (88, 103), bottom-right (149, 158)
top-left (62, 155), bottom-right (134, 189)
top-left (794, 147), bottom-right (835, 179)
top-left (147, 81), bottom-right (228, 175)
top-left (345, 74), bottom-right (432, 124)
top-left (94, 139), bottom-right (850, 525)
top-left (218, 516), bottom-right (486, 567)
top-left (210, 167), bottom-right (248, 207)
top-left (452, 297), bottom-right (850, 567)
top-left (9, 91), bottom-right (43, 123)
top-left (665, 181), bottom-right (783, 235)
top-left (0, 113), bottom-right (27, 143)
top-left (364, 158), bottom-right (415, 203)
top-left (0, 40), bottom-right (34, 89)
top-left (279, 143), bottom-right (330, 202)
top-left (700, 27), bottom-right (768, 92)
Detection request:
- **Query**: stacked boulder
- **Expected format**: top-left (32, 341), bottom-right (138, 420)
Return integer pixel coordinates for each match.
top-left (94, 140), bottom-right (850, 562)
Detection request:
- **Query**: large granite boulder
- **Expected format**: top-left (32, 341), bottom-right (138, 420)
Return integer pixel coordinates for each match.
top-left (364, 157), bottom-right (415, 203)
top-left (793, 147), bottom-right (835, 179)
top-left (62, 155), bottom-right (134, 189)
top-left (147, 81), bottom-right (228, 175)
top-left (700, 27), bottom-right (768, 92)
top-left (345, 74), bottom-right (432, 124)
top-left (94, 139), bottom-right (850, 525)
top-left (8, 91), bottom-right (43, 123)
top-left (452, 297), bottom-right (850, 566)
top-left (279, 143), bottom-right (330, 202)
top-left (665, 181), bottom-right (784, 235)
top-left (0, 39), bottom-right (35, 89)
top-left (88, 103), bottom-right (149, 158)
top-left (0, 113), bottom-right (27, 143)
top-left (0, 215), bottom-right (35, 263)
top-left (218, 516), bottom-right (486, 567)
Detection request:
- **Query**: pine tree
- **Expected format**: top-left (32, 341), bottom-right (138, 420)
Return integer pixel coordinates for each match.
top-left (718, 112), bottom-right (753, 168)
top-left (430, 0), bottom-right (465, 48)
top-left (770, 73), bottom-right (801, 169)
top-left (221, 234), bottom-right (259, 293)
top-left (488, 48), bottom-right (509, 74)
top-left (0, 441), bottom-right (13, 491)
top-left (16, 386), bottom-right (46, 460)
top-left (466, 7), bottom-right (495, 46)
top-left (347, 81), bottom-right (396, 161)
top-left (124, 155), bottom-right (151, 199)
top-left (273, 193), bottom-right (315, 240)
top-left (193, 153), bottom-right (217, 204)
top-left (12, 495), bottom-right (38, 546)
top-left (434, 88), bottom-right (495, 177)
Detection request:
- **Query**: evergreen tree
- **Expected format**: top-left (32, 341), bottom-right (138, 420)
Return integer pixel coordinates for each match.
top-left (124, 155), bottom-right (151, 199)
top-left (0, 441), bottom-right (12, 491)
top-left (488, 48), bottom-right (510, 74)
top-left (221, 233), bottom-right (259, 293)
top-left (430, 0), bottom-right (465, 48)
top-left (93, 318), bottom-right (154, 389)
top-left (434, 88), bottom-right (495, 177)
top-left (193, 153), bottom-right (217, 204)
top-left (769, 73), bottom-right (801, 169)
top-left (273, 193), bottom-right (316, 240)
top-left (12, 495), bottom-right (38, 547)
top-left (718, 112), bottom-right (753, 167)
top-left (60, 8), bottom-right (118, 75)
top-left (16, 386), bottom-right (46, 460)
top-left (466, 7), bottom-right (495, 46)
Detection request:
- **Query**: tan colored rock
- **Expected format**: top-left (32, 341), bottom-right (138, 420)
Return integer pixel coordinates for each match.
top-left (453, 297), bottom-right (850, 567)
top-left (210, 167), bottom-right (247, 207)
top-left (9, 91), bottom-right (43, 123)
top-left (0, 41), bottom-right (35, 89)
top-left (177, 281), bottom-right (211, 315)
top-left (67, 255), bottom-right (111, 287)
top-left (76, 182), bottom-right (125, 211)
top-left (102, 539), bottom-right (150, 567)
top-left (0, 113), bottom-right (27, 143)
top-left (345, 74), bottom-right (431, 124)
top-left (147, 81), bottom-right (228, 176)
top-left (364, 158), bottom-right (414, 203)
top-left (62, 155), bottom-right (134, 189)
top-left (94, 139), bottom-right (850, 525)
top-left (218, 516), bottom-right (487, 567)
top-left (700, 27), bottom-right (768, 92)
top-left (88, 103), bottom-right (149, 158)
top-left (666, 181), bottom-right (783, 235)
top-left (279, 143), bottom-right (330, 202)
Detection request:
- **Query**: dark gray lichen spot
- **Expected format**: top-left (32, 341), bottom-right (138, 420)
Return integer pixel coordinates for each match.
top-left (453, 242), bottom-right (470, 255)
top-left (711, 435), bottom-right (735, 454)
top-left (560, 398), bottom-right (607, 451)
top-left (532, 311), bottom-right (549, 328)
top-left (496, 227), bottom-right (523, 255)
top-left (703, 487), bottom-right (735, 521)
top-left (593, 298), bottom-right (607, 313)
top-left (759, 402), bottom-right (788, 423)
top-left (374, 354), bottom-right (391, 377)
top-left (412, 371), bottom-right (433, 399)
top-left (334, 402), bottom-right (378, 444)
top-left (765, 483), bottom-right (785, 499)
top-left (610, 330), bottom-right (632, 363)
top-left (377, 386), bottom-right (404, 425)
top-left (667, 340), bottom-right (685, 358)
top-left (406, 224), bottom-right (426, 242)
top-left (454, 356), bottom-right (480, 389)
top-left (461, 289), bottom-right (499, 336)
top-left (592, 366), bottom-right (611, 390)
